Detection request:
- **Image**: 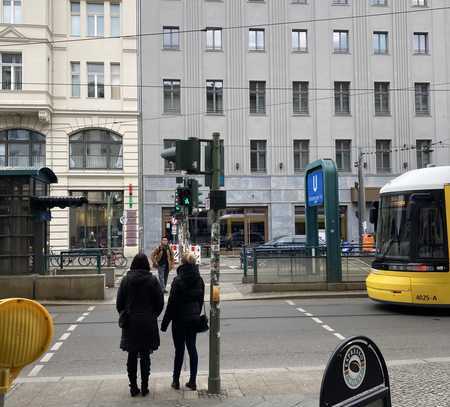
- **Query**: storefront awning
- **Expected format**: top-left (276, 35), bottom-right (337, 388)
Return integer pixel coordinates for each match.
top-left (31, 196), bottom-right (88, 209)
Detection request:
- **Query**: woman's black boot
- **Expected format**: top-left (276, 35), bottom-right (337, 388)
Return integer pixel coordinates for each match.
top-left (129, 384), bottom-right (140, 397)
top-left (171, 380), bottom-right (180, 390)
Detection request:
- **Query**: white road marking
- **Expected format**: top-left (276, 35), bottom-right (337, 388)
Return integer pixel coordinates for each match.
top-left (68, 324), bottom-right (77, 331)
top-left (82, 312), bottom-right (89, 316)
top-left (296, 307), bottom-right (306, 313)
top-left (28, 365), bottom-right (44, 377)
top-left (76, 316), bottom-right (85, 322)
top-left (59, 333), bottom-right (71, 341)
top-left (312, 317), bottom-right (323, 324)
top-left (334, 333), bottom-right (346, 340)
top-left (304, 312), bottom-right (313, 317)
top-left (40, 353), bottom-right (54, 363)
top-left (88, 306), bottom-right (95, 311)
top-left (51, 342), bottom-right (63, 352)
top-left (322, 325), bottom-right (335, 332)
top-left (286, 300), bottom-right (295, 306)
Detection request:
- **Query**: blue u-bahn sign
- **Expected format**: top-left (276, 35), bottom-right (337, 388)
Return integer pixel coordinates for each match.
top-left (307, 169), bottom-right (324, 207)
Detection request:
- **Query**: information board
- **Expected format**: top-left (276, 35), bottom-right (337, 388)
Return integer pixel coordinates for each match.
top-left (307, 169), bottom-right (324, 207)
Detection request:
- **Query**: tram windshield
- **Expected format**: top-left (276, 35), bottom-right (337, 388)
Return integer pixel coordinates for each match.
top-left (376, 191), bottom-right (448, 263)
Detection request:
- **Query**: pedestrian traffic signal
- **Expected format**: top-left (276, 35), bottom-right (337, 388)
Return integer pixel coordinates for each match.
top-left (161, 138), bottom-right (201, 173)
top-left (174, 188), bottom-right (182, 214)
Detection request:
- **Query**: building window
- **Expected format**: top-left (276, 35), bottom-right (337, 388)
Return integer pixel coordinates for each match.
top-left (87, 3), bottom-right (104, 37)
top-left (110, 63), bottom-right (120, 100)
top-left (163, 139), bottom-right (176, 173)
top-left (110, 3), bottom-right (120, 37)
top-left (416, 140), bottom-right (431, 168)
top-left (335, 140), bottom-right (351, 172)
top-left (250, 140), bottom-right (266, 173)
top-left (334, 81), bottom-right (350, 115)
top-left (293, 140), bottom-right (309, 172)
top-left (206, 27), bottom-right (222, 50)
top-left (87, 63), bottom-right (104, 98)
top-left (0, 129), bottom-right (45, 167)
top-left (206, 80), bottom-right (223, 114)
top-left (292, 0), bottom-right (307, 3)
top-left (414, 32), bottom-right (429, 54)
top-left (411, 0), bottom-right (427, 7)
top-left (71, 62), bottom-right (80, 97)
top-left (249, 81), bottom-right (266, 114)
top-left (249, 29), bottom-right (265, 50)
top-left (69, 191), bottom-right (123, 249)
top-left (415, 82), bottom-right (430, 115)
top-left (3, 0), bottom-right (21, 24)
top-left (1, 53), bottom-right (21, 90)
top-left (376, 140), bottom-right (391, 174)
top-left (293, 81), bottom-right (309, 114)
top-left (374, 82), bottom-right (390, 115)
top-left (70, 2), bottom-right (80, 36)
top-left (371, 0), bottom-right (387, 4)
top-left (69, 129), bottom-right (123, 169)
top-left (292, 29), bottom-right (307, 52)
top-left (163, 26), bottom-right (180, 49)
top-left (333, 0), bottom-right (349, 4)
top-left (373, 31), bottom-right (388, 54)
top-left (333, 30), bottom-right (349, 53)
top-left (163, 79), bottom-right (181, 113)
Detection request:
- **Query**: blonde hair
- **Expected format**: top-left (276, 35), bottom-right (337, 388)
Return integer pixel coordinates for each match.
top-left (182, 252), bottom-right (197, 265)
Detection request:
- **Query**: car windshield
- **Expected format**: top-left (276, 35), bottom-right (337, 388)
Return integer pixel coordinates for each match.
top-left (376, 191), bottom-right (448, 262)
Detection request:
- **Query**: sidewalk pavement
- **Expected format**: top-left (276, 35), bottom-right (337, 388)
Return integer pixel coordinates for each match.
top-left (8, 359), bottom-right (450, 406)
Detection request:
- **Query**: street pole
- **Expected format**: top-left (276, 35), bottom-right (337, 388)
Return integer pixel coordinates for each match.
top-left (357, 149), bottom-right (366, 247)
top-left (208, 132), bottom-right (221, 394)
top-left (0, 393), bottom-right (4, 407)
top-left (107, 193), bottom-right (113, 267)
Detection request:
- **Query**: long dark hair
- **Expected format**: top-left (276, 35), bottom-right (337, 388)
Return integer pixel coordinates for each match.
top-left (130, 253), bottom-right (151, 271)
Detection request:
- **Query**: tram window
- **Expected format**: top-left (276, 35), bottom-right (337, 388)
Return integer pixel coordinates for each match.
top-left (417, 205), bottom-right (446, 259)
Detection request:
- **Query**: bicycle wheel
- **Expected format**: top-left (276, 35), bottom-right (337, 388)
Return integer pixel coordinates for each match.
top-left (114, 253), bottom-right (128, 268)
top-left (49, 255), bottom-right (59, 267)
top-left (78, 256), bottom-right (92, 266)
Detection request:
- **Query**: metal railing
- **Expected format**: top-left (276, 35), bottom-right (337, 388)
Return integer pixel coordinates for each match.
top-left (47, 249), bottom-right (102, 274)
top-left (248, 244), bottom-right (375, 284)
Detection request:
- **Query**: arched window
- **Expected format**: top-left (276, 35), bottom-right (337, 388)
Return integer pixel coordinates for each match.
top-left (0, 129), bottom-right (45, 167)
top-left (69, 129), bottom-right (123, 169)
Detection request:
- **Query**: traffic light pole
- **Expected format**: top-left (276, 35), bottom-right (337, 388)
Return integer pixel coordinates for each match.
top-left (357, 150), bottom-right (366, 247)
top-left (208, 132), bottom-right (221, 395)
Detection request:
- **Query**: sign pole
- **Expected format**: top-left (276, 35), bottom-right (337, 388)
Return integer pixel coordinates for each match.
top-left (357, 149), bottom-right (366, 246)
top-left (0, 392), bottom-right (5, 407)
top-left (208, 132), bottom-right (221, 395)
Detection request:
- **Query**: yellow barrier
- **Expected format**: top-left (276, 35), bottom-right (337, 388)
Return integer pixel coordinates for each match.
top-left (0, 298), bottom-right (53, 396)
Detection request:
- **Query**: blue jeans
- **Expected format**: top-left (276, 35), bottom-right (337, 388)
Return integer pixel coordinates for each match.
top-left (158, 264), bottom-right (169, 290)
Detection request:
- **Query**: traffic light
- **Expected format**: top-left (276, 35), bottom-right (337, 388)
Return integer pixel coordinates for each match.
top-left (161, 138), bottom-right (201, 173)
top-left (174, 188), bottom-right (182, 214)
top-left (187, 178), bottom-right (201, 208)
top-left (204, 141), bottom-right (224, 187)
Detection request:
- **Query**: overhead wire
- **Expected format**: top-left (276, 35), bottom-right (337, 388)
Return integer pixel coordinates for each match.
top-left (0, 5), bottom-right (449, 48)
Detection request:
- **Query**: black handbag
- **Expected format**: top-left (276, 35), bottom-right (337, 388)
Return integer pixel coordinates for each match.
top-left (196, 304), bottom-right (209, 333)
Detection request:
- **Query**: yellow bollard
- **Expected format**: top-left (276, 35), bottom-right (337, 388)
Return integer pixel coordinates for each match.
top-left (0, 298), bottom-right (53, 402)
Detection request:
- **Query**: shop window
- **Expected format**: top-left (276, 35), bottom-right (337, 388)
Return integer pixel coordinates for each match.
top-left (69, 191), bottom-right (123, 249)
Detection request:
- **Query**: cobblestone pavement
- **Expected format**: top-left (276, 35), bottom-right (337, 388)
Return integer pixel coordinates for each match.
top-left (7, 360), bottom-right (450, 406)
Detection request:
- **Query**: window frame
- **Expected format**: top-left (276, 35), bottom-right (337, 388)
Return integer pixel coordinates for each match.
top-left (416, 140), bottom-right (432, 169)
top-left (163, 79), bottom-right (181, 114)
top-left (70, 2), bottom-right (80, 36)
top-left (249, 81), bottom-right (266, 115)
top-left (163, 26), bottom-right (180, 50)
top-left (249, 28), bottom-right (265, 51)
top-left (374, 82), bottom-right (390, 115)
top-left (334, 81), bottom-right (351, 115)
top-left (292, 81), bottom-right (309, 115)
top-left (335, 139), bottom-right (352, 172)
top-left (373, 31), bottom-right (388, 54)
top-left (87, 3), bottom-right (104, 37)
top-left (110, 63), bottom-right (120, 100)
top-left (415, 82), bottom-right (430, 115)
top-left (87, 62), bottom-right (105, 98)
top-left (1, 52), bottom-right (22, 91)
top-left (0, 129), bottom-right (46, 168)
top-left (3, 0), bottom-right (22, 24)
top-left (206, 80), bottom-right (224, 114)
top-left (293, 140), bottom-right (309, 172)
top-left (333, 30), bottom-right (350, 53)
top-left (413, 32), bottom-right (429, 55)
top-left (110, 2), bottom-right (121, 37)
top-left (292, 29), bottom-right (308, 52)
top-left (206, 27), bottom-right (222, 51)
top-left (71, 61), bottom-right (81, 98)
top-left (376, 139), bottom-right (391, 174)
top-left (69, 129), bottom-right (123, 170)
top-left (250, 140), bottom-right (267, 173)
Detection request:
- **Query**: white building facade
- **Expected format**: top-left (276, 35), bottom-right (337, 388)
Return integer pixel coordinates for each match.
top-left (0, 0), bottom-right (139, 256)
top-left (140, 0), bottom-right (450, 250)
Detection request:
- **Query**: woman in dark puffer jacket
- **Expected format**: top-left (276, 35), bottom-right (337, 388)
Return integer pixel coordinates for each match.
top-left (116, 253), bottom-right (164, 397)
top-left (161, 252), bottom-right (205, 391)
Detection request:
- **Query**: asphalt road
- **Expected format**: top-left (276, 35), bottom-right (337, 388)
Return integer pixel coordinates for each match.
top-left (20, 298), bottom-right (450, 379)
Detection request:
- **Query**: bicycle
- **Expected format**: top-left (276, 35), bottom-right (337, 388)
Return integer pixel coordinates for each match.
top-left (101, 249), bottom-right (128, 268)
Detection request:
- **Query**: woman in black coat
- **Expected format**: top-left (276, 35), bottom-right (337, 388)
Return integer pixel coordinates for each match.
top-left (161, 252), bottom-right (205, 391)
top-left (116, 253), bottom-right (164, 397)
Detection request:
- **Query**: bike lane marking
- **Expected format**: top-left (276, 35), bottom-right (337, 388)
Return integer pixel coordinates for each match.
top-left (288, 300), bottom-right (346, 341)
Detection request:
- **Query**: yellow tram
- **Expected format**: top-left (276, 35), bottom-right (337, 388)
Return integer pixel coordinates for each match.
top-left (366, 166), bottom-right (450, 306)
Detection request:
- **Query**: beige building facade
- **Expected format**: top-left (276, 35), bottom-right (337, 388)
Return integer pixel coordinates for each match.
top-left (0, 0), bottom-right (139, 256)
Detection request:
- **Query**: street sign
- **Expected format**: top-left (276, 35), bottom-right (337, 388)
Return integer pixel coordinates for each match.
top-left (307, 169), bottom-right (324, 207)
top-left (119, 215), bottom-right (127, 225)
top-left (320, 336), bottom-right (391, 407)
